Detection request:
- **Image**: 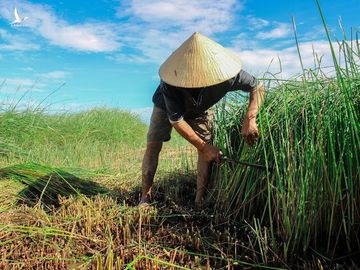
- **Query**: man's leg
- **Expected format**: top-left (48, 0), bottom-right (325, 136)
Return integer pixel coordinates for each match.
top-left (140, 141), bottom-right (163, 203)
top-left (195, 151), bottom-right (211, 204)
top-left (191, 109), bottom-right (215, 205)
top-left (139, 106), bottom-right (172, 204)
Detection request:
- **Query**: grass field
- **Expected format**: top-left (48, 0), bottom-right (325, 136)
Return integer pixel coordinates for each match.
top-left (1, 4), bottom-right (359, 269)
top-left (0, 108), bottom-right (210, 269)
top-left (1, 79), bottom-right (358, 269)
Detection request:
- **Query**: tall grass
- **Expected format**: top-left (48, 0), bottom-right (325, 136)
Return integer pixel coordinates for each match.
top-left (0, 108), bottom-right (148, 169)
top-left (0, 107), bottom-right (198, 268)
top-left (212, 19), bottom-right (360, 261)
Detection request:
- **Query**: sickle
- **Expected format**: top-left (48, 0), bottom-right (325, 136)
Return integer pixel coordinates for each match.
top-left (220, 155), bottom-right (273, 172)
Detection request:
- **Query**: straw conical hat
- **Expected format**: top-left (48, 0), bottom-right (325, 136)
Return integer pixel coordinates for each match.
top-left (159, 32), bottom-right (242, 88)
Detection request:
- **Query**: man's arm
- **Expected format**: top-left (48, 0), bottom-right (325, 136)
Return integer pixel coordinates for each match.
top-left (241, 83), bottom-right (266, 145)
top-left (246, 83), bottom-right (265, 119)
top-left (172, 120), bottom-right (221, 162)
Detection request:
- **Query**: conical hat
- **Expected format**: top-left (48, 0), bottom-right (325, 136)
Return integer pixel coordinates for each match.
top-left (159, 32), bottom-right (242, 88)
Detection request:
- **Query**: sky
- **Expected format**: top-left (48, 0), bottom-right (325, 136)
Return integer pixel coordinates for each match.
top-left (0, 0), bottom-right (359, 119)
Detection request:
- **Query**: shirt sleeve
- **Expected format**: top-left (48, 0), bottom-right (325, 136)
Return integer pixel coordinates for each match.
top-left (161, 82), bottom-right (185, 124)
top-left (230, 70), bottom-right (258, 92)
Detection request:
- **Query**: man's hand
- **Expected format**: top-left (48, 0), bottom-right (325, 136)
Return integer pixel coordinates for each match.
top-left (241, 117), bottom-right (259, 146)
top-left (199, 143), bottom-right (222, 163)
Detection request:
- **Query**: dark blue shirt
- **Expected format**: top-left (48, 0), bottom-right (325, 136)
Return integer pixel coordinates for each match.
top-left (152, 70), bottom-right (257, 123)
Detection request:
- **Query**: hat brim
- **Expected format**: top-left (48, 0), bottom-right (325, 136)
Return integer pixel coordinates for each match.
top-left (159, 32), bottom-right (242, 88)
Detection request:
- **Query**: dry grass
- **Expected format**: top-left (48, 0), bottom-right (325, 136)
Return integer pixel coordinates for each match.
top-left (0, 177), bottom-right (285, 270)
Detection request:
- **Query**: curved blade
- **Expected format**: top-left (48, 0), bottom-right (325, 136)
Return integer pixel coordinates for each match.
top-left (220, 155), bottom-right (273, 171)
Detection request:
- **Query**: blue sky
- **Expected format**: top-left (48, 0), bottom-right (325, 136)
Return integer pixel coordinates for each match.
top-left (0, 0), bottom-right (359, 118)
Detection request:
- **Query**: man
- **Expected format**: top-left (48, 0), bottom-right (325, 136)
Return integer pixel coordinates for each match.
top-left (140, 32), bottom-right (265, 206)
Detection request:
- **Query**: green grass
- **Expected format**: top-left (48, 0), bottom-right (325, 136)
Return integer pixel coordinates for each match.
top-left (0, 106), bottom-right (192, 207)
top-left (0, 108), bottom-right (148, 169)
top-left (211, 11), bottom-right (360, 263)
top-left (1, 87), bottom-right (357, 268)
top-left (1, 2), bottom-right (359, 268)
top-left (0, 108), bottom-right (202, 269)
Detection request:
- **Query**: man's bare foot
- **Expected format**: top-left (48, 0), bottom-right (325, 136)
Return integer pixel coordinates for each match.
top-left (194, 198), bottom-right (204, 209)
top-left (138, 194), bottom-right (151, 207)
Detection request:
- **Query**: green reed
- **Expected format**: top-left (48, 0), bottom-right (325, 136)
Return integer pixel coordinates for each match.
top-left (212, 13), bottom-right (360, 262)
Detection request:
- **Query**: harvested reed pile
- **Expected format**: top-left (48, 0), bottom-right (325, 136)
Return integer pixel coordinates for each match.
top-left (1, 175), bottom-right (283, 270)
top-left (212, 24), bottom-right (360, 262)
top-left (0, 163), bottom-right (108, 209)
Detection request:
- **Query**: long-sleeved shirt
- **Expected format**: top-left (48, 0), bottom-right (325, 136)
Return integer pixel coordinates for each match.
top-left (152, 69), bottom-right (257, 123)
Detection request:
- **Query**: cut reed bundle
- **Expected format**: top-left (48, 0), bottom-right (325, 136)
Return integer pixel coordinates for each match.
top-left (0, 163), bottom-right (108, 207)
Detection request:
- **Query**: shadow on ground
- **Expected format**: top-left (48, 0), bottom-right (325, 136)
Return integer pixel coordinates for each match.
top-left (0, 163), bottom-right (109, 208)
top-left (120, 170), bottom-right (198, 207)
top-left (118, 170), bottom-right (219, 230)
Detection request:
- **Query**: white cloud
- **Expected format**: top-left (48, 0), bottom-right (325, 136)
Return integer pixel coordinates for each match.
top-left (233, 41), bottom-right (337, 78)
top-left (231, 32), bottom-right (260, 51)
top-left (256, 22), bottom-right (292, 40)
top-left (108, 53), bottom-right (149, 64)
top-left (21, 67), bottom-right (34, 71)
top-left (116, 0), bottom-right (240, 63)
top-left (40, 71), bottom-right (69, 80)
top-left (1, 77), bottom-right (37, 87)
top-left (0, 0), bottom-right (121, 52)
top-left (0, 0), bottom-right (346, 82)
top-left (0, 77), bottom-right (46, 93)
top-left (0, 28), bottom-right (40, 51)
top-left (119, 0), bottom-right (239, 34)
top-left (247, 16), bottom-right (270, 30)
top-left (0, 71), bottom-right (70, 94)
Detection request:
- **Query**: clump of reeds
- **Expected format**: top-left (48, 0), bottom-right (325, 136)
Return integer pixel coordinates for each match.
top-left (0, 107), bottom-right (148, 170)
top-left (212, 13), bottom-right (360, 262)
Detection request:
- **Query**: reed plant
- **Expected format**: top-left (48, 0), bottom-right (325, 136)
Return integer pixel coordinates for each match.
top-left (0, 107), bottom-right (149, 170)
top-left (212, 12), bottom-right (360, 262)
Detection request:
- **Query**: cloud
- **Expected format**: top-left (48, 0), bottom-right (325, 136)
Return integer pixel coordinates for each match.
top-left (0, 71), bottom-right (69, 94)
top-left (0, 0), bottom-right (343, 81)
top-left (0, 28), bottom-right (40, 51)
top-left (119, 0), bottom-right (239, 33)
top-left (115, 1), bottom-right (335, 79)
top-left (107, 53), bottom-right (149, 64)
top-left (256, 23), bottom-right (292, 40)
top-left (1, 77), bottom-right (37, 87)
top-left (247, 16), bottom-right (270, 30)
top-left (116, 0), bottom-right (240, 63)
top-left (21, 67), bottom-right (34, 71)
top-left (0, 0), bottom-right (121, 52)
top-left (231, 32), bottom-right (260, 51)
top-left (40, 71), bottom-right (69, 80)
top-left (0, 77), bottom-right (45, 93)
top-left (233, 41), bottom-right (337, 78)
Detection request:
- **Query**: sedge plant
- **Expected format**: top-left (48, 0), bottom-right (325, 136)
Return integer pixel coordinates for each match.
top-left (211, 10), bottom-right (360, 262)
